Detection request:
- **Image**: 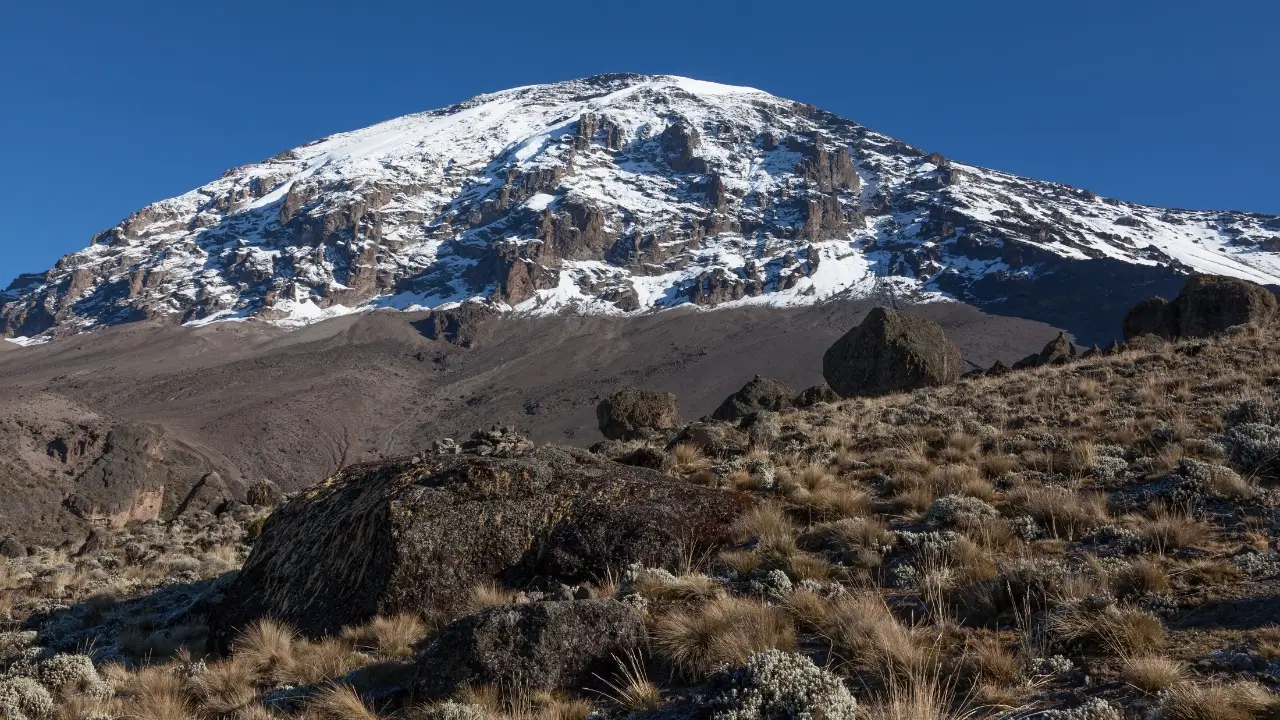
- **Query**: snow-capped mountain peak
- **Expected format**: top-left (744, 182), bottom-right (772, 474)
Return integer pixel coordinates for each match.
top-left (5, 73), bottom-right (1280, 343)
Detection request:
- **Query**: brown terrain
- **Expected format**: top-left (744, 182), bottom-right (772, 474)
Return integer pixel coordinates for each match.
top-left (0, 299), bottom-right (1061, 545)
top-left (0, 276), bottom-right (1279, 720)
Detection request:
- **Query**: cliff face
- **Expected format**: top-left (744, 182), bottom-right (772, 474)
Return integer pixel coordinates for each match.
top-left (4, 74), bottom-right (1279, 344)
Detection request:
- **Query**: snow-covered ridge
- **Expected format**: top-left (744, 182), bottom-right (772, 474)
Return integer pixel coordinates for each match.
top-left (5, 72), bottom-right (1280, 342)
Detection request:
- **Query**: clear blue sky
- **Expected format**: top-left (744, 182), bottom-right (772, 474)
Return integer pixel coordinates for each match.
top-left (2, 0), bottom-right (1277, 287)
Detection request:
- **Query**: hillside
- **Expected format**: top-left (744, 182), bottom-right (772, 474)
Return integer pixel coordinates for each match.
top-left (2, 305), bottom-right (1279, 718)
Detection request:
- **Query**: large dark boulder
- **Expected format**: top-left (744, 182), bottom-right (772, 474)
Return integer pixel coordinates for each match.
top-left (414, 599), bottom-right (644, 698)
top-left (208, 444), bottom-right (749, 647)
top-left (1173, 274), bottom-right (1277, 338)
top-left (596, 388), bottom-right (680, 441)
top-left (712, 375), bottom-right (794, 421)
top-left (821, 307), bottom-right (962, 397)
top-left (1122, 275), bottom-right (1277, 341)
top-left (1122, 297), bottom-right (1177, 341)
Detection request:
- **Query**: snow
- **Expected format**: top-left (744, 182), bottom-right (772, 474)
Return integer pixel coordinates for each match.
top-left (6, 72), bottom-right (1280, 342)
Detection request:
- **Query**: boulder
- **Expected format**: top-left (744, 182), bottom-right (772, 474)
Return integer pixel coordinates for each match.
top-left (712, 376), bottom-right (794, 421)
top-left (821, 307), bottom-right (962, 397)
top-left (246, 480), bottom-right (285, 507)
top-left (985, 360), bottom-right (1010, 377)
top-left (596, 388), bottom-right (680, 441)
top-left (1121, 275), bottom-right (1277, 341)
top-left (0, 536), bottom-right (26, 559)
top-left (1173, 275), bottom-right (1277, 338)
top-left (1122, 297), bottom-right (1177, 341)
top-left (668, 423), bottom-right (751, 459)
top-left (208, 444), bottom-right (749, 646)
top-left (1012, 332), bottom-right (1078, 370)
top-left (793, 384), bottom-right (839, 408)
top-left (414, 599), bottom-right (644, 698)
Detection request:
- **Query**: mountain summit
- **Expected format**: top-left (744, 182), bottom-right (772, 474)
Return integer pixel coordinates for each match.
top-left (5, 73), bottom-right (1280, 342)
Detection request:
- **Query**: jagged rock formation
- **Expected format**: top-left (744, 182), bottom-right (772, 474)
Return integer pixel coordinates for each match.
top-left (5, 74), bottom-right (1280, 344)
top-left (209, 441), bottom-right (752, 646)
top-left (0, 390), bottom-right (242, 543)
top-left (822, 307), bottom-right (962, 397)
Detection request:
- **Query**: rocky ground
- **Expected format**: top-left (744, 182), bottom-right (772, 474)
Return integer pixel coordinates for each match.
top-left (4, 277), bottom-right (1280, 719)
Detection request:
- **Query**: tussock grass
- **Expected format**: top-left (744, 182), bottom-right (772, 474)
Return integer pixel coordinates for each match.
top-left (651, 596), bottom-right (795, 676)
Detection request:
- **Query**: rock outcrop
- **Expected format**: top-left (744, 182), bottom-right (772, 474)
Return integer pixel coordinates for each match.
top-left (596, 388), bottom-right (681, 440)
top-left (414, 599), bottom-right (645, 698)
top-left (1012, 332), bottom-right (1078, 370)
top-left (712, 376), bottom-right (794, 421)
top-left (821, 308), bottom-right (962, 397)
top-left (1122, 275), bottom-right (1278, 340)
top-left (1174, 275), bottom-right (1277, 338)
top-left (209, 442), bottom-right (750, 646)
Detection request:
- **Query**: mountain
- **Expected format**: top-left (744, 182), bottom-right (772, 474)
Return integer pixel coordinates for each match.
top-left (5, 73), bottom-right (1280, 345)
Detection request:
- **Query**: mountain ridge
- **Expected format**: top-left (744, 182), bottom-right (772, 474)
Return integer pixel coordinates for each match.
top-left (5, 72), bottom-right (1280, 344)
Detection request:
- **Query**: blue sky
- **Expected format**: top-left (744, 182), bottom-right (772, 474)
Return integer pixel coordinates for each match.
top-left (2, 0), bottom-right (1277, 286)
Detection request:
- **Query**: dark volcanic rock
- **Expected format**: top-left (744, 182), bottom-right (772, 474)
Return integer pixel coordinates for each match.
top-left (712, 375), bottom-right (794, 421)
top-left (1122, 275), bottom-right (1277, 340)
top-left (1173, 274), bottom-right (1277, 338)
top-left (415, 301), bottom-right (501, 348)
top-left (794, 384), bottom-right (840, 408)
top-left (208, 444), bottom-right (749, 646)
top-left (822, 307), bottom-right (962, 397)
top-left (1013, 331), bottom-right (1078, 369)
top-left (668, 423), bottom-right (751, 459)
top-left (596, 388), bottom-right (680, 440)
top-left (1122, 296), bottom-right (1177, 341)
top-left (414, 599), bottom-right (645, 698)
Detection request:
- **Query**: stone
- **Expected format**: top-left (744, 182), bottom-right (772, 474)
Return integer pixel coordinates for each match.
top-left (1122, 296), bottom-right (1177, 341)
top-left (793, 384), bottom-right (839, 408)
top-left (1173, 274), bottom-right (1277, 338)
top-left (0, 536), bottom-right (25, 559)
top-left (1012, 332), bottom-right (1078, 370)
top-left (822, 307), bottom-right (962, 397)
top-left (668, 423), bottom-right (751, 459)
top-left (208, 445), bottom-right (750, 646)
top-left (712, 376), bottom-right (794, 421)
top-left (596, 388), bottom-right (681, 441)
top-left (1121, 274), bottom-right (1278, 341)
top-left (74, 530), bottom-right (109, 558)
top-left (413, 600), bottom-right (645, 698)
top-left (246, 480), bottom-right (285, 507)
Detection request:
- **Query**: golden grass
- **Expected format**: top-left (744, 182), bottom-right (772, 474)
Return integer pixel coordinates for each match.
top-left (1156, 680), bottom-right (1278, 720)
top-left (651, 596), bottom-right (795, 676)
top-left (308, 683), bottom-right (385, 720)
top-left (593, 650), bottom-right (662, 713)
top-left (1121, 654), bottom-right (1185, 693)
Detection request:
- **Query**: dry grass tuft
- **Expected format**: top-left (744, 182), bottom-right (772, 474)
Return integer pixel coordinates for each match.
top-left (1121, 654), bottom-right (1185, 693)
top-left (344, 612), bottom-right (427, 658)
top-left (232, 618), bottom-right (297, 683)
top-left (1048, 602), bottom-right (1164, 656)
top-left (1156, 680), bottom-right (1278, 720)
top-left (1141, 503), bottom-right (1212, 553)
top-left (651, 596), bottom-right (795, 676)
top-left (593, 650), bottom-right (662, 713)
top-left (308, 683), bottom-right (385, 720)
